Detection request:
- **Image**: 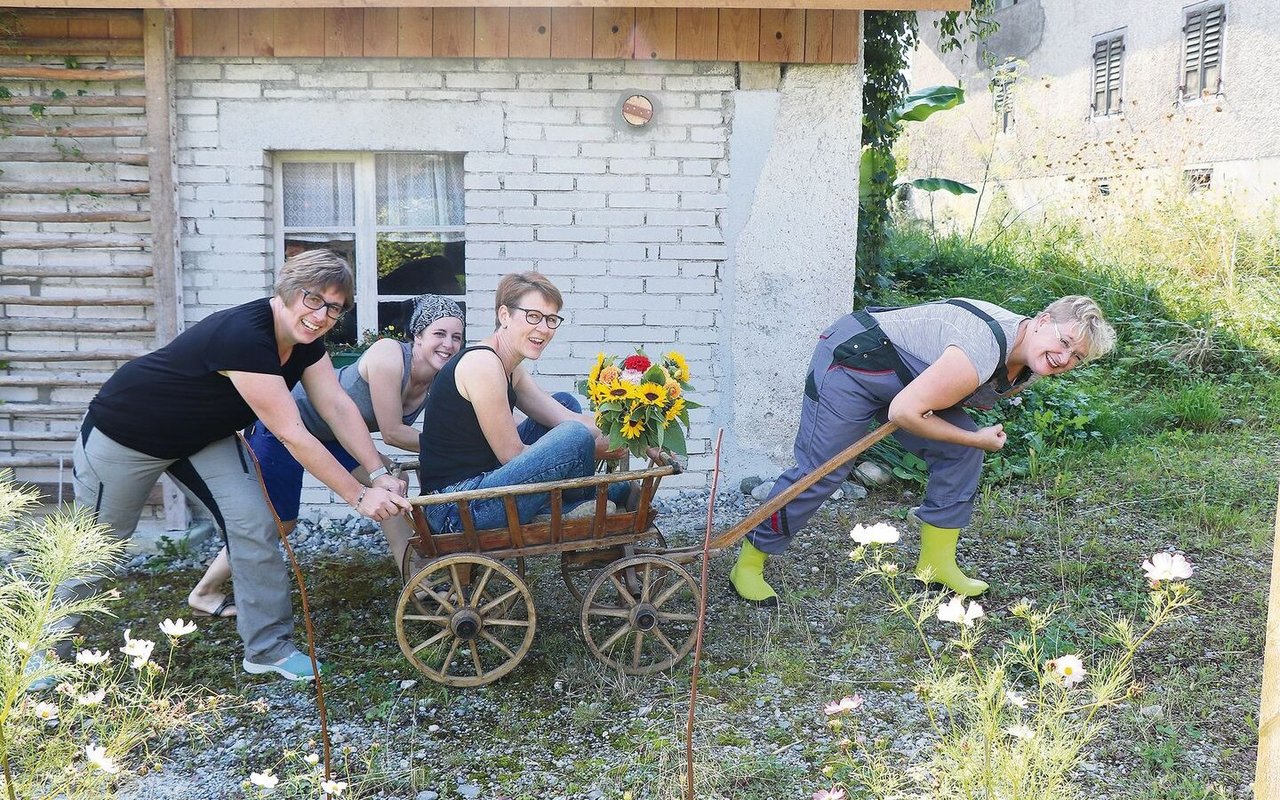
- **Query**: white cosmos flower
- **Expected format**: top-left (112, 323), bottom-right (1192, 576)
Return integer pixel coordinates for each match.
top-left (1005, 689), bottom-right (1029, 709)
top-left (321, 779), bottom-right (348, 796)
top-left (77, 688), bottom-right (107, 706)
top-left (15, 641), bottom-right (33, 656)
top-left (1141, 552), bottom-right (1194, 585)
top-left (1047, 654), bottom-right (1087, 687)
top-left (305, 753), bottom-right (320, 765)
top-left (86, 743), bottom-right (120, 774)
top-left (249, 770), bottom-right (279, 789)
top-left (849, 522), bottom-right (901, 545)
top-left (159, 618), bottom-right (197, 638)
top-left (120, 631), bottom-right (156, 670)
top-left (936, 596), bottom-right (985, 627)
top-left (1004, 723), bottom-right (1035, 741)
top-left (76, 649), bottom-right (110, 667)
top-left (33, 701), bottom-right (60, 721)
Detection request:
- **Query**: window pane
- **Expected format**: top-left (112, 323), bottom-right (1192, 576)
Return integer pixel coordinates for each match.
top-left (376, 233), bottom-right (466, 297)
top-left (282, 162), bottom-right (355, 227)
top-left (375, 153), bottom-right (464, 227)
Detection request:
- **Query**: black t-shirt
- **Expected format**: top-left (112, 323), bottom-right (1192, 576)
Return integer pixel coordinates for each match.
top-left (418, 345), bottom-right (517, 492)
top-left (88, 297), bottom-right (325, 458)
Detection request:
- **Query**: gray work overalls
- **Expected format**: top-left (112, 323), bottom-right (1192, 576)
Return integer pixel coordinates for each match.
top-left (747, 300), bottom-right (1028, 555)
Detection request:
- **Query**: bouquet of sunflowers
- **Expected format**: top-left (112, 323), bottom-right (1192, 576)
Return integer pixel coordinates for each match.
top-left (578, 349), bottom-right (699, 460)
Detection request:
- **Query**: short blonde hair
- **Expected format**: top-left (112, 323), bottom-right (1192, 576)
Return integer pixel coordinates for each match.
top-left (275, 249), bottom-right (355, 308)
top-left (494, 271), bottom-right (563, 329)
top-left (1043, 295), bottom-right (1116, 362)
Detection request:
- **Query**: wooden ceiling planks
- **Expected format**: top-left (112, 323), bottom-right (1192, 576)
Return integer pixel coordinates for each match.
top-left (168, 7), bottom-right (861, 64)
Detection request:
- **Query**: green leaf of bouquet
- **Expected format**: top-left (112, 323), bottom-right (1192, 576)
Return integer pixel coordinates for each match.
top-left (664, 421), bottom-right (687, 456)
top-left (643, 364), bottom-right (667, 384)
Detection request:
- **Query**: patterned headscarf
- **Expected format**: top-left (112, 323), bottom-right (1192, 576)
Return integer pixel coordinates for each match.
top-left (408, 294), bottom-right (465, 337)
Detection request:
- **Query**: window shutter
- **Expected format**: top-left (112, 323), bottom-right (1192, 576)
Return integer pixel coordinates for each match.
top-left (1183, 8), bottom-right (1204, 96)
top-left (1107, 37), bottom-right (1124, 113)
top-left (1202, 5), bottom-right (1224, 95)
top-left (1092, 39), bottom-right (1108, 112)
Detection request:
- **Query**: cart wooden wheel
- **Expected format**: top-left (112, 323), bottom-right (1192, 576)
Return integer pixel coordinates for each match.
top-left (395, 553), bottom-right (537, 688)
top-left (560, 527), bottom-right (667, 602)
top-left (579, 554), bottom-right (699, 675)
top-left (400, 545), bottom-right (525, 588)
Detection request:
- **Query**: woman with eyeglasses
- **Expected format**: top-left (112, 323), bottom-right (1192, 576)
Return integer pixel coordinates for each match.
top-left (186, 293), bottom-right (466, 620)
top-left (417, 271), bottom-right (634, 534)
top-left (71, 249), bottom-right (410, 682)
top-left (729, 296), bottom-right (1117, 607)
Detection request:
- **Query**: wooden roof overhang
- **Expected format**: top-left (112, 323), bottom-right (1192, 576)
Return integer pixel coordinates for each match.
top-left (1, 1), bottom-right (967, 63)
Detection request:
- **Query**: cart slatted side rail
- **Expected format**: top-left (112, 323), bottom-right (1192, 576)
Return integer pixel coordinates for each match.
top-left (406, 463), bottom-right (676, 561)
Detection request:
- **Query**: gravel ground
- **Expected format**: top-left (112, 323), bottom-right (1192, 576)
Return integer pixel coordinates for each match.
top-left (110, 482), bottom-right (1258, 800)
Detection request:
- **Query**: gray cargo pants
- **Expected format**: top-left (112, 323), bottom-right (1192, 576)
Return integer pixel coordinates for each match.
top-left (72, 419), bottom-right (296, 664)
top-left (747, 312), bottom-right (984, 555)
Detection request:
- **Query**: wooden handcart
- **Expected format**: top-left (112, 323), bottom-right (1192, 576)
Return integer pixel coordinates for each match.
top-left (396, 424), bottom-right (899, 687)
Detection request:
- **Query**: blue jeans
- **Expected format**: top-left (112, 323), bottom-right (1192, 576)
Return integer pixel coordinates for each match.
top-left (427, 393), bottom-right (631, 532)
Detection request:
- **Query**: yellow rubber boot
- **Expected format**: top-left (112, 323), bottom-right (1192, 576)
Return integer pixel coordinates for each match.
top-left (729, 540), bottom-right (779, 607)
top-left (915, 523), bottom-right (989, 597)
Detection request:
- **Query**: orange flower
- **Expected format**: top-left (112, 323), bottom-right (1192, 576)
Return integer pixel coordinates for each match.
top-left (599, 365), bottom-right (621, 384)
top-left (664, 379), bottom-right (682, 399)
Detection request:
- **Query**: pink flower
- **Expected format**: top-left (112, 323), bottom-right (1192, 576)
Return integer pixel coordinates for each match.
top-left (813, 789), bottom-right (846, 800)
top-left (1141, 552), bottom-right (1194, 586)
top-left (823, 695), bottom-right (864, 715)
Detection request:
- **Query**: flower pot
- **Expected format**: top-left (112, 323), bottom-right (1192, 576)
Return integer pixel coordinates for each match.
top-left (329, 351), bottom-right (362, 368)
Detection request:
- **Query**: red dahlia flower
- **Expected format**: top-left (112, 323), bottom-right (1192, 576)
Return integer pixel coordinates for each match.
top-left (622, 354), bottom-right (652, 372)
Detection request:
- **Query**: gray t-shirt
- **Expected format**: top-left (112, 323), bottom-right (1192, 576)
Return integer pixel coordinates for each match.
top-left (294, 340), bottom-right (425, 441)
top-left (870, 299), bottom-right (1026, 385)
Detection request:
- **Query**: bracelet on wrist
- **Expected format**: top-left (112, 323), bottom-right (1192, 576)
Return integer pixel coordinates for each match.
top-left (367, 465), bottom-right (389, 482)
top-left (353, 486), bottom-right (368, 510)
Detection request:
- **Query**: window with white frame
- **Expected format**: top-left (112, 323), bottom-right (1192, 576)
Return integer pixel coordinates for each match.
top-left (274, 152), bottom-right (466, 346)
top-left (1091, 33), bottom-right (1125, 117)
top-left (1182, 3), bottom-right (1225, 100)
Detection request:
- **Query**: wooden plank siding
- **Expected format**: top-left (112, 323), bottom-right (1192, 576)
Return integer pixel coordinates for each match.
top-left (168, 6), bottom-right (860, 63)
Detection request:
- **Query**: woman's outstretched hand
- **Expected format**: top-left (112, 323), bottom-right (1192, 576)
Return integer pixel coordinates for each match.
top-left (974, 423), bottom-right (1007, 452)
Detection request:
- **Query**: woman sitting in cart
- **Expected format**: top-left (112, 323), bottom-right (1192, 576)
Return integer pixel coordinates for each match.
top-left (417, 271), bottom-right (634, 532)
top-left (187, 293), bottom-right (466, 619)
top-left (729, 296), bottom-right (1116, 606)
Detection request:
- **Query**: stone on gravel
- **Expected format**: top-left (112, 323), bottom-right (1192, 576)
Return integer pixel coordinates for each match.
top-left (751, 481), bottom-right (775, 501)
top-left (739, 476), bottom-right (763, 494)
top-left (416, 792), bottom-right (438, 800)
top-left (841, 480), bottom-right (869, 500)
top-left (457, 783), bottom-right (480, 799)
top-left (853, 461), bottom-right (892, 487)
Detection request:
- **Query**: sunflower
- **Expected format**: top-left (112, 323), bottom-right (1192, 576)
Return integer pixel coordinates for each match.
top-left (589, 382), bottom-right (611, 405)
top-left (664, 397), bottom-right (686, 423)
top-left (636, 382), bottom-right (666, 405)
top-left (588, 352), bottom-right (606, 385)
top-left (665, 351), bottom-right (690, 383)
top-left (621, 416), bottom-right (644, 440)
top-left (605, 379), bottom-right (636, 401)
top-left (664, 379), bottom-right (682, 400)
top-left (599, 365), bottom-right (621, 384)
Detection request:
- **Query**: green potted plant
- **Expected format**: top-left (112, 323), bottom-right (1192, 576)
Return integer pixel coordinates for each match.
top-left (325, 324), bottom-right (405, 368)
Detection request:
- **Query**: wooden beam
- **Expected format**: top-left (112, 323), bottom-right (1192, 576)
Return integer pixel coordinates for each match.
top-left (0, 374), bottom-right (113, 387)
top-left (0, 292), bottom-right (155, 306)
top-left (0, 94), bottom-right (147, 107)
top-left (0, 181), bottom-right (149, 194)
top-left (0, 235), bottom-right (148, 249)
top-left (0, 431), bottom-right (78, 441)
top-left (0, 263), bottom-right (152, 278)
top-left (0, 37), bottom-right (144, 55)
top-left (0, 210), bottom-right (150, 222)
top-left (1258, 481), bottom-right (1280, 798)
top-left (3, 125), bottom-right (148, 138)
top-left (2, 318), bottom-right (156, 333)
top-left (0, 1), bottom-right (969, 10)
top-left (0, 66), bottom-right (144, 81)
top-left (0, 404), bottom-right (87, 416)
top-left (144, 8), bottom-right (182, 348)
top-left (0, 349), bottom-right (149, 362)
top-left (0, 150), bottom-right (147, 164)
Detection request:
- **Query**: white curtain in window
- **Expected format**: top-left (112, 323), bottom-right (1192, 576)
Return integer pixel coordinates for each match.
top-left (281, 162), bottom-right (355, 227)
top-left (375, 153), bottom-right (464, 227)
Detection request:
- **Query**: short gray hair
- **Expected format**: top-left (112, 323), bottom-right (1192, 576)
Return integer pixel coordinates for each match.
top-left (1043, 295), bottom-right (1116, 362)
top-left (275, 249), bottom-right (354, 308)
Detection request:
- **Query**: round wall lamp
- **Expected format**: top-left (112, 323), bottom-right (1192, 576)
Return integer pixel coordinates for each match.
top-left (617, 92), bottom-right (657, 129)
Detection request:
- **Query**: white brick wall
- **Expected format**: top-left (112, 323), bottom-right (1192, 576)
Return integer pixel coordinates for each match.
top-left (169, 57), bottom-right (744, 514)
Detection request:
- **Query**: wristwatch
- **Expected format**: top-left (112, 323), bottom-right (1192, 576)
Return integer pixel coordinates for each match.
top-left (367, 465), bottom-right (389, 481)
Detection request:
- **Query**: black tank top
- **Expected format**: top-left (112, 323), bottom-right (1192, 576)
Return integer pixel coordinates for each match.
top-left (418, 345), bottom-right (518, 492)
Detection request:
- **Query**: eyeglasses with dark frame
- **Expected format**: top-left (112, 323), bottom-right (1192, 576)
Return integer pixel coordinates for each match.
top-left (300, 289), bottom-right (348, 321)
top-left (508, 305), bottom-right (565, 329)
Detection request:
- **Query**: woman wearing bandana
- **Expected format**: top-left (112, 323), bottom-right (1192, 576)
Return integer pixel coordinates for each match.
top-left (187, 294), bottom-right (465, 619)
